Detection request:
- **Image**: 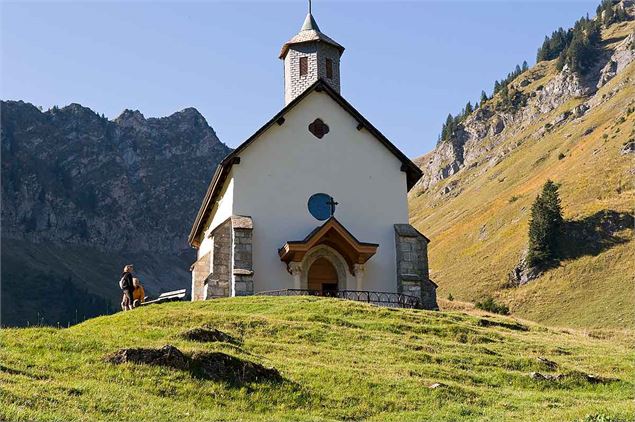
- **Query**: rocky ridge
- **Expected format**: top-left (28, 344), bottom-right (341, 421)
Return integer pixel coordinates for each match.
top-left (417, 9), bottom-right (634, 193)
top-left (1, 101), bottom-right (230, 325)
top-left (1, 102), bottom-right (229, 253)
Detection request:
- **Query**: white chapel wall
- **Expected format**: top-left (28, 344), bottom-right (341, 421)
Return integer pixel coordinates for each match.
top-left (232, 91), bottom-right (409, 293)
top-left (198, 174), bottom-right (234, 259)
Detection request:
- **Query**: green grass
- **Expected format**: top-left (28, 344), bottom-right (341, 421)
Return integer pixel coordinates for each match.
top-left (1, 296), bottom-right (633, 421)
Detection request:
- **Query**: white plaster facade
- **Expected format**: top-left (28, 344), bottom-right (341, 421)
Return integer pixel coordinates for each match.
top-left (231, 91), bottom-right (408, 292)
top-left (198, 174), bottom-right (234, 258)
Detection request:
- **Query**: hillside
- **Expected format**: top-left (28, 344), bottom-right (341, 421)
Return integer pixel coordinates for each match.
top-left (1, 102), bottom-right (231, 326)
top-left (410, 14), bottom-right (635, 329)
top-left (0, 297), bottom-right (633, 421)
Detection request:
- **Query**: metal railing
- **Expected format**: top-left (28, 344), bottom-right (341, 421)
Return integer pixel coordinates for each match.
top-left (256, 289), bottom-right (422, 309)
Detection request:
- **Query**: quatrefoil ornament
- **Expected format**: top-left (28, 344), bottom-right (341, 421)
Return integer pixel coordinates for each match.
top-left (308, 118), bottom-right (330, 139)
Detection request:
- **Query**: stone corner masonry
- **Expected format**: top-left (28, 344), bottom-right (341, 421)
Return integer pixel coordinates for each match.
top-left (190, 215), bottom-right (254, 301)
top-left (394, 224), bottom-right (438, 310)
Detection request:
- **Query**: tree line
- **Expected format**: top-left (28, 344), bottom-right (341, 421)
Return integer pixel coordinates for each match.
top-left (537, 1), bottom-right (630, 75)
top-left (437, 61), bottom-right (529, 145)
top-left (437, 0), bottom-right (630, 145)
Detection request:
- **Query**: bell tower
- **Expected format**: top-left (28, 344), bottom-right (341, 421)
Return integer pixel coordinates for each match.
top-left (279, 2), bottom-right (345, 105)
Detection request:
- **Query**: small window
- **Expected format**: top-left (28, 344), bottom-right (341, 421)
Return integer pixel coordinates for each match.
top-left (299, 57), bottom-right (308, 76)
top-left (325, 58), bottom-right (333, 79)
top-left (308, 193), bottom-right (337, 220)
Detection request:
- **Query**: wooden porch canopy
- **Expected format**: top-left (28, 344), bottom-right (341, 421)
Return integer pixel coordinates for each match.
top-left (278, 217), bottom-right (378, 274)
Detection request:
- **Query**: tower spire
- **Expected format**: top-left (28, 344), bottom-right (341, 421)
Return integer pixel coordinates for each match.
top-left (280, 3), bottom-right (345, 104)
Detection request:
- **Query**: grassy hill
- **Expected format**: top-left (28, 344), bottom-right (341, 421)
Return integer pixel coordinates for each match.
top-left (410, 20), bottom-right (635, 329)
top-left (1, 297), bottom-right (633, 421)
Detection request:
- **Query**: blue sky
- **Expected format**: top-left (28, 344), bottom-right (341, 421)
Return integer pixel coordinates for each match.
top-left (1, 1), bottom-right (598, 157)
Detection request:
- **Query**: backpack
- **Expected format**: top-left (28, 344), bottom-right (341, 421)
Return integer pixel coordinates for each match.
top-left (119, 275), bottom-right (128, 290)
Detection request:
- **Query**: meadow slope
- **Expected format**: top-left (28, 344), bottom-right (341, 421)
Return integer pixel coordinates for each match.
top-left (410, 21), bottom-right (635, 329)
top-left (1, 297), bottom-right (633, 421)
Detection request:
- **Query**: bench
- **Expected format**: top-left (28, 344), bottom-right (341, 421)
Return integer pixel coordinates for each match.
top-left (140, 289), bottom-right (187, 306)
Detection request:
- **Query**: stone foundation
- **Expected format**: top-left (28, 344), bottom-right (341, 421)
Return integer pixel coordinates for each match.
top-left (394, 224), bottom-right (438, 310)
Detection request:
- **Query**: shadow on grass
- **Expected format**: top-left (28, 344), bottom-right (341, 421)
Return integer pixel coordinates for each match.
top-left (0, 364), bottom-right (49, 380)
top-left (558, 210), bottom-right (633, 260)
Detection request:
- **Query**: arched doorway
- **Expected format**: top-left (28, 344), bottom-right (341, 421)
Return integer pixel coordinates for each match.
top-left (308, 257), bottom-right (338, 295)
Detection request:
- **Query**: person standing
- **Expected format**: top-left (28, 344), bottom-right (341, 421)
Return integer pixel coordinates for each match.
top-left (119, 264), bottom-right (135, 311)
top-left (132, 277), bottom-right (145, 308)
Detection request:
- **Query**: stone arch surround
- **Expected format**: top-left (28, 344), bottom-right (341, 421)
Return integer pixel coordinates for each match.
top-left (300, 245), bottom-right (351, 289)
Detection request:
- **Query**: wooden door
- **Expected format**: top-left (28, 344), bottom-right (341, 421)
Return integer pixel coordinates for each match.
top-left (307, 257), bottom-right (338, 293)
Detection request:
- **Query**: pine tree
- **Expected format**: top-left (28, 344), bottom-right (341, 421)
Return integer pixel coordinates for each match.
top-left (465, 101), bottom-right (473, 115)
top-left (480, 90), bottom-right (488, 104)
top-left (527, 180), bottom-right (563, 268)
top-left (522, 60), bottom-right (529, 72)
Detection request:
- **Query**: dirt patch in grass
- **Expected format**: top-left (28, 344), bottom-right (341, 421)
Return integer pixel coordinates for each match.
top-left (180, 327), bottom-right (239, 344)
top-left (190, 351), bottom-right (283, 384)
top-left (530, 370), bottom-right (619, 385)
top-left (105, 344), bottom-right (281, 385)
top-left (477, 318), bottom-right (529, 332)
top-left (105, 345), bottom-right (189, 370)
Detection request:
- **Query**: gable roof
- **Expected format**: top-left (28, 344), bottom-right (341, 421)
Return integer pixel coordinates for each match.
top-left (278, 217), bottom-right (378, 274)
top-left (188, 79), bottom-right (423, 247)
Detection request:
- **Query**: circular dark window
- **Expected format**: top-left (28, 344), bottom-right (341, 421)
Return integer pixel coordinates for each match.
top-left (308, 193), bottom-right (337, 221)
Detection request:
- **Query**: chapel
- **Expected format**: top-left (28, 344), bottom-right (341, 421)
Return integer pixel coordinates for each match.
top-left (188, 6), bottom-right (438, 309)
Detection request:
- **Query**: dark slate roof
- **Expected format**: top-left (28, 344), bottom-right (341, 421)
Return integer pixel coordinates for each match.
top-left (301, 12), bottom-right (320, 31)
top-left (188, 79), bottom-right (423, 247)
top-left (279, 13), bottom-right (345, 59)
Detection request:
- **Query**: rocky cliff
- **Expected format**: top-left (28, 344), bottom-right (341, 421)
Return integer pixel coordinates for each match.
top-left (417, 17), bottom-right (634, 192)
top-left (1, 101), bottom-right (231, 326)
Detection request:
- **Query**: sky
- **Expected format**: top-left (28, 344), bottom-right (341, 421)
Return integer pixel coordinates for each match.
top-left (1, 0), bottom-right (599, 157)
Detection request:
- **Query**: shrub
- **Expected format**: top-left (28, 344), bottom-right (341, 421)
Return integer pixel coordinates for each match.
top-left (558, 153), bottom-right (566, 160)
top-left (447, 293), bottom-right (454, 301)
top-left (509, 195), bottom-right (520, 203)
top-left (475, 297), bottom-right (510, 315)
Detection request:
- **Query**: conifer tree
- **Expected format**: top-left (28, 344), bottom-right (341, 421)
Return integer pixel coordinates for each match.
top-left (465, 101), bottom-right (473, 115)
top-left (527, 180), bottom-right (563, 268)
top-left (480, 90), bottom-right (488, 104)
top-left (522, 60), bottom-right (529, 72)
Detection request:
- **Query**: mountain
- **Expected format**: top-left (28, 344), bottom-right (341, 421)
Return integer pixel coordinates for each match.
top-left (410, 6), bottom-right (634, 329)
top-left (1, 296), bottom-right (632, 421)
top-left (1, 101), bottom-right (231, 326)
